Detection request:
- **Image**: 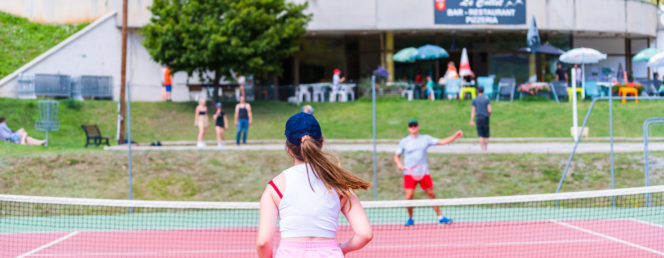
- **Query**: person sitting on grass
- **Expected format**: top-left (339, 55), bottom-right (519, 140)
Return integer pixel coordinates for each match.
top-left (0, 117), bottom-right (45, 146)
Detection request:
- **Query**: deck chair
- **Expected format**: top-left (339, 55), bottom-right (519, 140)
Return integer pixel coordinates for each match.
top-left (550, 81), bottom-right (569, 104)
top-left (477, 76), bottom-right (494, 98)
top-left (444, 78), bottom-right (461, 100)
top-left (496, 78), bottom-right (516, 102)
top-left (584, 81), bottom-right (600, 100)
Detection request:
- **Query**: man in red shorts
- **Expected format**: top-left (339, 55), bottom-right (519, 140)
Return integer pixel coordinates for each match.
top-left (393, 119), bottom-right (463, 226)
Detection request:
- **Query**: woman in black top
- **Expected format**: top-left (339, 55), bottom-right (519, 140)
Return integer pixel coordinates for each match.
top-left (234, 96), bottom-right (252, 145)
top-left (214, 102), bottom-right (229, 147)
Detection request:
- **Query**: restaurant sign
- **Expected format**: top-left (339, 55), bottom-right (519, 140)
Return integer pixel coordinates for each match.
top-left (434, 0), bottom-right (526, 25)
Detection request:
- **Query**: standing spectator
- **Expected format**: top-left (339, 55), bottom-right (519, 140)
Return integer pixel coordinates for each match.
top-left (213, 102), bottom-right (229, 147)
top-left (330, 69), bottom-right (346, 102)
top-left (234, 96), bottom-right (252, 145)
top-left (425, 75), bottom-right (435, 101)
top-left (194, 98), bottom-right (209, 148)
top-left (555, 63), bottom-right (568, 83)
top-left (470, 87), bottom-right (492, 152)
top-left (617, 63), bottom-right (625, 83)
top-left (572, 64), bottom-right (582, 87)
top-left (0, 117), bottom-right (45, 146)
top-left (161, 66), bottom-right (173, 101)
top-left (443, 62), bottom-right (459, 80)
top-left (653, 72), bottom-right (664, 96)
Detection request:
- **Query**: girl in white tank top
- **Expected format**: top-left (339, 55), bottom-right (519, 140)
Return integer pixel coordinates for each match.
top-left (257, 112), bottom-right (373, 258)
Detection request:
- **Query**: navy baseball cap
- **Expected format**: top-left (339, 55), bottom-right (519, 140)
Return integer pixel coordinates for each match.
top-left (285, 112), bottom-right (322, 146)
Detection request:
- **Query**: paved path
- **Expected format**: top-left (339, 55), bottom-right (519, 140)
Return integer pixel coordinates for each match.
top-left (106, 141), bottom-right (664, 154)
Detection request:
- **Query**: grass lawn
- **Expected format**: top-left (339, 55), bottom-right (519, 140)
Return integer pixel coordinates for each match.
top-left (1, 150), bottom-right (660, 201)
top-left (0, 12), bottom-right (87, 78)
top-left (1, 97), bottom-right (663, 156)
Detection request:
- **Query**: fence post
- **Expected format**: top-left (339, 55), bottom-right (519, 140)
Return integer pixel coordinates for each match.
top-left (372, 75), bottom-right (378, 201)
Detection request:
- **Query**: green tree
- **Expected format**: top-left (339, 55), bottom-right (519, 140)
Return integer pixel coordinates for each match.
top-left (143, 0), bottom-right (310, 85)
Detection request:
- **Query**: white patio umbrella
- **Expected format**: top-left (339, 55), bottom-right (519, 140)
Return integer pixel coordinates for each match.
top-left (459, 48), bottom-right (473, 77)
top-left (559, 48), bottom-right (607, 140)
top-left (647, 51), bottom-right (664, 68)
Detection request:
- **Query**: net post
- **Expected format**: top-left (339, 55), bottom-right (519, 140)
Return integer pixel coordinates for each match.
top-left (127, 81), bottom-right (133, 213)
top-left (372, 75), bottom-right (377, 201)
top-left (644, 119), bottom-right (649, 207)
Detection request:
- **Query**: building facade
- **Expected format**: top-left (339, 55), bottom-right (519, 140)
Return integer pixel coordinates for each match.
top-left (0, 0), bottom-right (660, 101)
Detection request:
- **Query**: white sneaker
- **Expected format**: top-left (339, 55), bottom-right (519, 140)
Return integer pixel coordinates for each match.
top-left (197, 142), bottom-right (207, 148)
top-left (217, 143), bottom-right (223, 148)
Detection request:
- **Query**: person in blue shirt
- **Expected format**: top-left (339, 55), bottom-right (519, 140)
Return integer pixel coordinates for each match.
top-left (425, 75), bottom-right (435, 101)
top-left (0, 117), bottom-right (45, 145)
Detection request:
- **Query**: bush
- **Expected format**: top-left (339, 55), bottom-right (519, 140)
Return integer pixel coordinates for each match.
top-left (63, 99), bottom-right (83, 110)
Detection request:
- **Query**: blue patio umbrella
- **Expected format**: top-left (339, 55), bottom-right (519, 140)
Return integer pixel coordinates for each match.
top-left (414, 44), bottom-right (449, 60)
top-left (393, 47), bottom-right (418, 63)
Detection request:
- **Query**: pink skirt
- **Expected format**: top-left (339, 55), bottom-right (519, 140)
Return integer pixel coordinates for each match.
top-left (276, 240), bottom-right (343, 258)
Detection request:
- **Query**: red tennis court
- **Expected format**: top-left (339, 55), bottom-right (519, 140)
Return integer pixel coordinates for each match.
top-left (4, 219), bottom-right (663, 257)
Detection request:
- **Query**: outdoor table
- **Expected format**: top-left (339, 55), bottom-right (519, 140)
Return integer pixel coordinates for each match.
top-left (459, 87), bottom-right (476, 100)
top-left (618, 83), bottom-right (640, 103)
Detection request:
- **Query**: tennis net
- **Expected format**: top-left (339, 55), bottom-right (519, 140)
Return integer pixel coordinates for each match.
top-left (2, 185), bottom-right (663, 257)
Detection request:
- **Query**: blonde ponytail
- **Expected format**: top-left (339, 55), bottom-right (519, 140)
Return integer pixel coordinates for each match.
top-left (287, 135), bottom-right (370, 208)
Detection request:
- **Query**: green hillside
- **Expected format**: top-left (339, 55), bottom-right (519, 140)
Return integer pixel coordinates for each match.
top-left (0, 12), bottom-right (86, 78)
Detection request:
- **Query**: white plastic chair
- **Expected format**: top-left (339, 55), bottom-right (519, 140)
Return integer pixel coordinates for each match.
top-left (313, 83), bottom-right (327, 102)
top-left (297, 84), bottom-right (311, 102)
top-left (339, 84), bottom-right (355, 102)
top-left (329, 84), bottom-right (343, 102)
top-left (401, 84), bottom-right (414, 101)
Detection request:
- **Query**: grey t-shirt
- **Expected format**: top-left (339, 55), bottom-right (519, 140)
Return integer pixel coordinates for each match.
top-left (395, 134), bottom-right (439, 175)
top-left (472, 95), bottom-right (491, 119)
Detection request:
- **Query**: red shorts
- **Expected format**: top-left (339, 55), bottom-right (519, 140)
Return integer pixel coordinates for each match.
top-left (403, 175), bottom-right (433, 190)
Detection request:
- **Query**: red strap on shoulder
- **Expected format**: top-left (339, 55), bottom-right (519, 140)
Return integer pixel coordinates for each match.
top-left (268, 180), bottom-right (283, 199)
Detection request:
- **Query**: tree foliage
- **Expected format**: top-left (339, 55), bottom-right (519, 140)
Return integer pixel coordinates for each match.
top-left (143, 0), bottom-right (310, 84)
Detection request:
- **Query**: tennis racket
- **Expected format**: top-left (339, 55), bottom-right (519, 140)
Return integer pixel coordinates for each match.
top-left (403, 163), bottom-right (427, 181)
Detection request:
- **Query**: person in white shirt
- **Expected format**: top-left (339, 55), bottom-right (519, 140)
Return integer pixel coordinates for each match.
top-left (257, 112), bottom-right (372, 258)
top-left (394, 119), bottom-right (463, 226)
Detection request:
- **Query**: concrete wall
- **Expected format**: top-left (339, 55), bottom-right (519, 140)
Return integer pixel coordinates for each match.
top-left (304, 0), bottom-right (658, 37)
top-left (0, 0), bottom-right (153, 27)
top-left (0, 12), bottom-right (192, 101)
top-left (3, 0), bottom-right (657, 37)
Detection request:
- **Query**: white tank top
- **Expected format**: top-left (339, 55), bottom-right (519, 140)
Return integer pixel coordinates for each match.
top-left (278, 163), bottom-right (341, 239)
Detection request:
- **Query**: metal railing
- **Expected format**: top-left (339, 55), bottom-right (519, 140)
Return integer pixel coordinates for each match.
top-left (79, 75), bottom-right (113, 99)
top-left (34, 74), bottom-right (72, 98)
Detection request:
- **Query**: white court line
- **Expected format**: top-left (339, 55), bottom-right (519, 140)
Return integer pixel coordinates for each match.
top-left (629, 218), bottom-right (664, 229)
top-left (27, 239), bottom-right (603, 257)
top-left (16, 231), bottom-right (79, 258)
top-left (551, 220), bottom-right (664, 256)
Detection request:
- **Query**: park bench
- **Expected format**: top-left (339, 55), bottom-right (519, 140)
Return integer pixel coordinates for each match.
top-left (81, 124), bottom-right (110, 147)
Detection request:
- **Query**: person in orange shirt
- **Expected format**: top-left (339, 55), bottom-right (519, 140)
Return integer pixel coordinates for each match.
top-left (161, 66), bottom-right (173, 101)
